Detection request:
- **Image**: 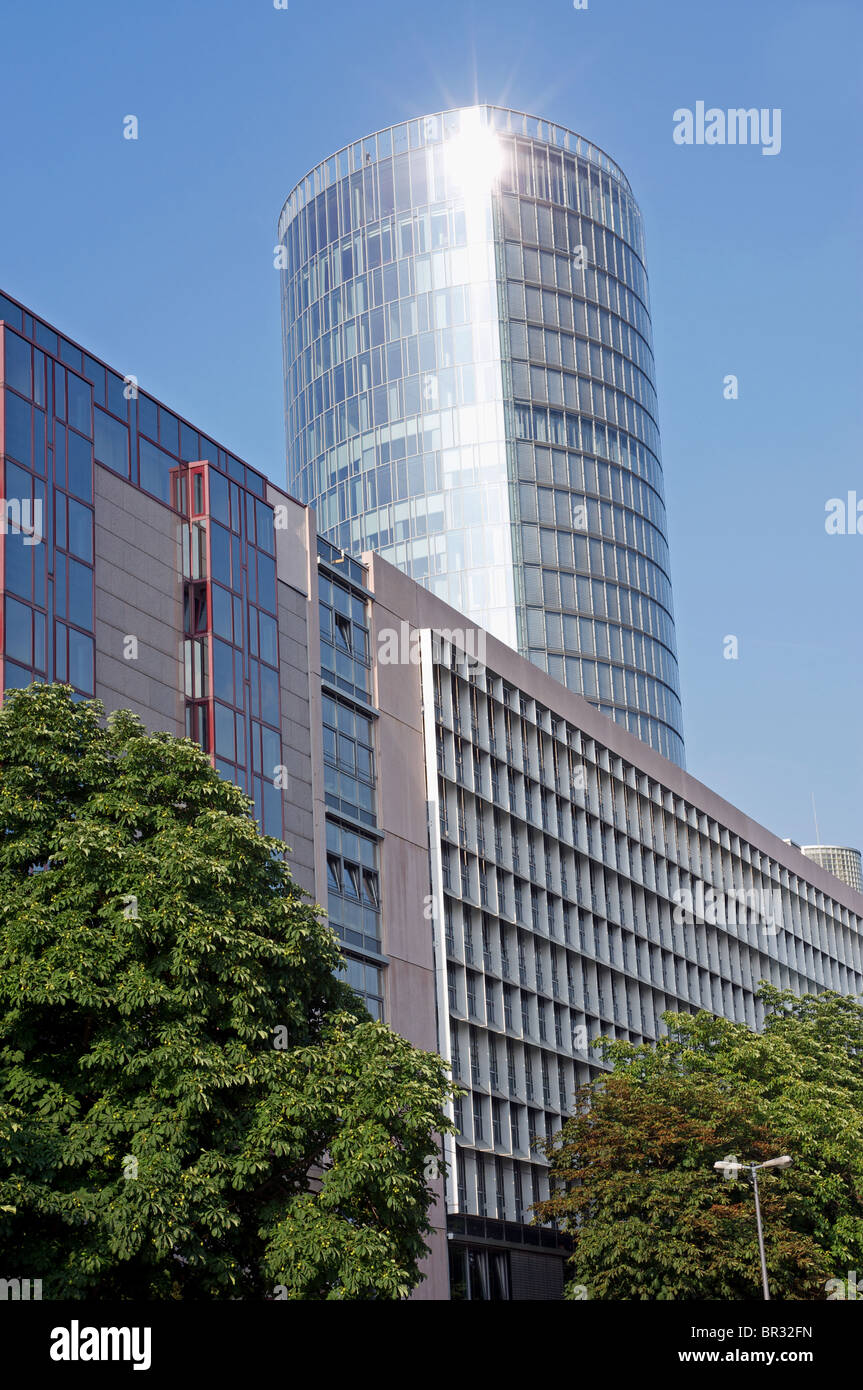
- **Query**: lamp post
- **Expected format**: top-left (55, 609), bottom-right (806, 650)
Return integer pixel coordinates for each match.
top-left (713, 1155), bottom-right (793, 1300)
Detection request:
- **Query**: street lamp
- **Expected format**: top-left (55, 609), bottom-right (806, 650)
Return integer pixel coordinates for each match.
top-left (712, 1155), bottom-right (793, 1300)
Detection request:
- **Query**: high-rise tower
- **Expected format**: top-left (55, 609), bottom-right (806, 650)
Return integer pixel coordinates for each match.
top-left (278, 106), bottom-right (684, 764)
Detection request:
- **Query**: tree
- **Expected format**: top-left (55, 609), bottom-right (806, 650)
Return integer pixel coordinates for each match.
top-left (0, 683), bottom-right (453, 1299)
top-left (534, 989), bottom-right (863, 1300)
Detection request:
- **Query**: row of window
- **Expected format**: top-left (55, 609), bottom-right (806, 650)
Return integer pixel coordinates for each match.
top-left (502, 221), bottom-right (649, 327)
top-left (522, 522), bottom-right (673, 626)
top-left (522, 455), bottom-right (669, 550)
top-left (435, 825), bottom-right (858, 990)
top-left (322, 692), bottom-right (376, 827)
top-left (525, 564), bottom-right (678, 658)
top-left (283, 202), bottom-right (650, 396)
top-left (0, 305), bottom-right (269, 504)
top-left (513, 323), bottom-right (656, 420)
top-left (281, 127), bottom-right (643, 311)
top-left (525, 609), bottom-right (680, 698)
top-left (281, 106), bottom-right (635, 232)
top-left (453, 1149), bottom-right (549, 1230)
top-left (3, 604), bottom-right (94, 695)
top-left (432, 649), bottom-right (861, 941)
top-left (319, 571), bottom-right (372, 702)
top-left (285, 250), bottom-right (654, 470)
top-left (285, 254), bottom-right (499, 382)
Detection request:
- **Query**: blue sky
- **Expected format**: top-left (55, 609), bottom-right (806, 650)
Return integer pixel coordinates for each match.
top-left (2, 0), bottom-right (861, 855)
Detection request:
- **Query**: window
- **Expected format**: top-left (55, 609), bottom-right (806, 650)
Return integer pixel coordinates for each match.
top-left (68, 627), bottom-right (94, 695)
top-left (342, 954), bottom-right (384, 1020)
top-left (67, 499), bottom-right (93, 563)
top-left (345, 862), bottom-right (361, 900)
top-left (321, 694), bottom-right (377, 825)
top-left (138, 437), bottom-right (172, 502)
top-left (67, 374), bottom-right (91, 437)
top-left (3, 331), bottom-right (31, 395)
top-left (334, 612), bottom-right (352, 652)
top-left (325, 821), bottom-right (381, 953)
top-left (492, 1100), bottom-right (503, 1145)
top-left (5, 596), bottom-right (32, 664)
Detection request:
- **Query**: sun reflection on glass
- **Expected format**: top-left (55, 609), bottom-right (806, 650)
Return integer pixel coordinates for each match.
top-left (444, 114), bottom-right (503, 195)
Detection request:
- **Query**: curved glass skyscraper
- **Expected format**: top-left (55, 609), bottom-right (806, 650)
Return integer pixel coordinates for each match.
top-left (278, 106), bottom-right (684, 764)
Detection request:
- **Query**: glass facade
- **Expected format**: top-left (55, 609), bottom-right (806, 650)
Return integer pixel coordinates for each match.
top-left (800, 845), bottom-right (863, 895)
top-left (174, 460), bottom-right (283, 837)
top-left (0, 291), bottom-right (282, 839)
top-left (279, 106), bottom-right (685, 766)
top-left (317, 539), bottom-right (385, 1018)
top-left (1, 319), bottom-right (96, 700)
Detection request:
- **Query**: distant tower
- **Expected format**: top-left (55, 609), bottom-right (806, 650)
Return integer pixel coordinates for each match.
top-left (800, 845), bottom-right (863, 894)
top-left (277, 105), bottom-right (685, 765)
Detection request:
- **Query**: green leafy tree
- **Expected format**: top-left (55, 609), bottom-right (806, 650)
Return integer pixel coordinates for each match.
top-left (535, 989), bottom-right (863, 1299)
top-left (0, 684), bottom-right (453, 1299)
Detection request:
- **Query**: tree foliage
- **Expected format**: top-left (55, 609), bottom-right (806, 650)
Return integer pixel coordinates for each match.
top-left (0, 684), bottom-right (453, 1299)
top-left (534, 988), bottom-right (863, 1299)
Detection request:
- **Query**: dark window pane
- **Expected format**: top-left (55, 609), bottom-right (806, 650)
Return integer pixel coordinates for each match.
top-left (5, 596), bottom-right (31, 663)
top-left (258, 612), bottom-right (278, 666)
top-left (68, 628), bottom-right (94, 694)
top-left (3, 331), bottom-right (31, 395)
top-left (34, 322), bottom-right (58, 356)
top-left (138, 438), bottom-right (172, 502)
top-left (67, 499), bottom-right (93, 563)
top-left (138, 395), bottom-right (158, 440)
top-left (260, 663), bottom-right (279, 725)
top-left (94, 406), bottom-right (129, 476)
top-left (55, 620), bottom-right (67, 681)
top-left (255, 499), bottom-right (275, 554)
top-left (211, 583), bottom-right (232, 639)
top-left (179, 422), bottom-right (199, 461)
top-left (214, 702), bottom-right (235, 759)
top-left (67, 374), bottom-right (91, 436)
top-left (33, 610), bottom-right (46, 672)
top-left (3, 659), bottom-right (33, 691)
top-left (4, 390), bottom-right (31, 465)
top-left (158, 407), bottom-right (179, 455)
top-left (67, 430), bottom-right (92, 501)
top-left (106, 373), bottom-right (128, 419)
top-left (0, 295), bottom-right (23, 330)
top-left (262, 779), bottom-right (282, 837)
top-left (256, 551), bottom-right (276, 610)
top-left (68, 559), bottom-right (93, 631)
top-left (212, 638), bottom-right (234, 702)
top-left (4, 534), bottom-right (32, 599)
top-left (261, 726), bottom-right (280, 775)
top-left (208, 469), bottom-right (230, 525)
top-left (209, 522), bottom-right (231, 584)
top-left (58, 338), bottom-right (81, 372)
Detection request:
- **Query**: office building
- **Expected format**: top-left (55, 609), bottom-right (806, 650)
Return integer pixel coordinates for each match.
top-left (3, 289), bottom-right (862, 1299)
top-left (800, 845), bottom-right (863, 895)
top-left (278, 106), bottom-right (685, 765)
